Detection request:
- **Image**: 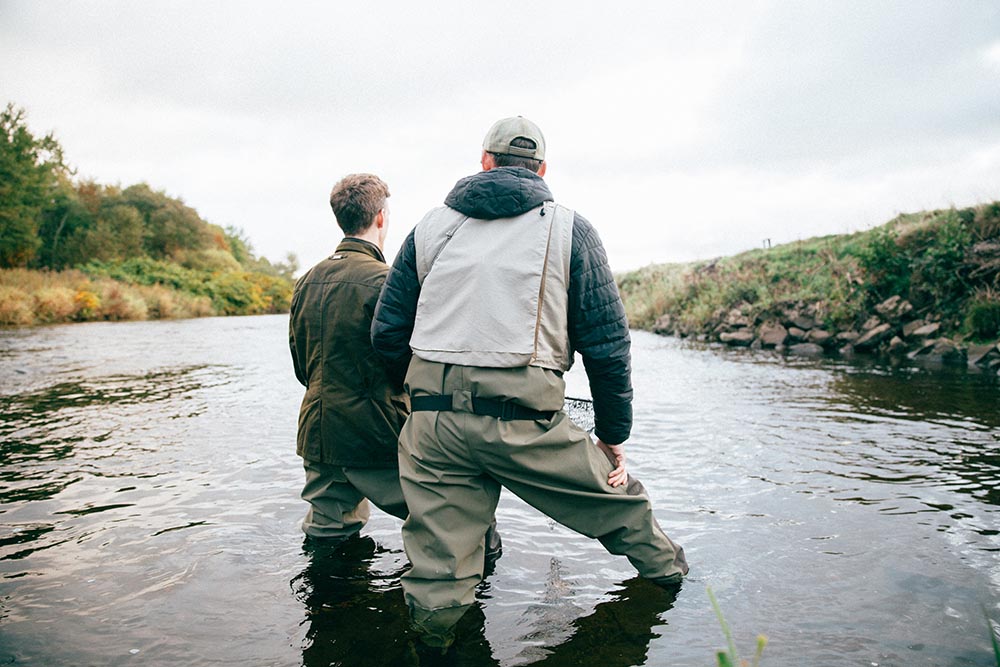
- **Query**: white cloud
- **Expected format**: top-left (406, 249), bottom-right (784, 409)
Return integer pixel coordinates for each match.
top-left (1, 1), bottom-right (998, 275)
top-left (982, 41), bottom-right (1000, 71)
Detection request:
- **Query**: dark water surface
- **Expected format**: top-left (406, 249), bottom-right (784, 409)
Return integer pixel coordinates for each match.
top-left (1, 316), bottom-right (998, 666)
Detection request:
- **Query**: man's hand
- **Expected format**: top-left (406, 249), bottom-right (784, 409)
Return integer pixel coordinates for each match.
top-left (596, 439), bottom-right (627, 487)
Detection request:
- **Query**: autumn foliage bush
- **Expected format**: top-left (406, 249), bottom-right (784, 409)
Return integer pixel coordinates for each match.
top-left (0, 268), bottom-right (223, 326)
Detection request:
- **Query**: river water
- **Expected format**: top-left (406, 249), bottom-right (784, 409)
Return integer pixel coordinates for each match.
top-left (1, 315), bottom-right (998, 666)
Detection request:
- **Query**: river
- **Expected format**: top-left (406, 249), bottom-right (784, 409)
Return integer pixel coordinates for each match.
top-left (1, 315), bottom-right (998, 666)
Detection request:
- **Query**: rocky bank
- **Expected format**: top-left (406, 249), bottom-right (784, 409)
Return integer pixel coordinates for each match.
top-left (652, 294), bottom-right (1000, 374)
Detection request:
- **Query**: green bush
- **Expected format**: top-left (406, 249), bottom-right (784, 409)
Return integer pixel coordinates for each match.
top-left (205, 272), bottom-right (264, 315)
top-left (248, 272), bottom-right (293, 313)
top-left (178, 248), bottom-right (242, 273)
top-left (82, 257), bottom-right (208, 294)
top-left (909, 212), bottom-right (973, 317)
top-left (81, 258), bottom-right (293, 316)
top-left (857, 225), bottom-right (910, 302)
top-left (966, 295), bottom-right (1000, 341)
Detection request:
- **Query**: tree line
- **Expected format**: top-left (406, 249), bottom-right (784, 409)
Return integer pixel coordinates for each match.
top-left (1, 103), bottom-right (296, 322)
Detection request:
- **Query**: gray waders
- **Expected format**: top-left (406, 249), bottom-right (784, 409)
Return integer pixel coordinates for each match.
top-left (398, 359), bottom-right (688, 646)
top-left (300, 461), bottom-right (408, 538)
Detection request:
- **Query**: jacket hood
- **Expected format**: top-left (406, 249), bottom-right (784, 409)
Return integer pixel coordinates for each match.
top-left (444, 167), bottom-right (553, 220)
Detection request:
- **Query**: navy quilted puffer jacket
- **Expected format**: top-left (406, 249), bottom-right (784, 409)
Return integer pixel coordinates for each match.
top-left (371, 167), bottom-right (633, 444)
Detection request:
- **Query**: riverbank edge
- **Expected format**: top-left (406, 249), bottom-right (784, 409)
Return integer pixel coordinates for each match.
top-left (617, 202), bottom-right (1000, 374)
top-left (0, 267), bottom-right (291, 327)
top-left (650, 296), bottom-right (1000, 374)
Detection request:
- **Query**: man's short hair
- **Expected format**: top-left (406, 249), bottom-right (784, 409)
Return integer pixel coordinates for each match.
top-left (328, 173), bottom-right (390, 236)
top-left (490, 138), bottom-right (544, 172)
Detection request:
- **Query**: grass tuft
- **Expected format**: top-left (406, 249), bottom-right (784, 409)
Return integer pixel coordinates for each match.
top-left (708, 586), bottom-right (767, 667)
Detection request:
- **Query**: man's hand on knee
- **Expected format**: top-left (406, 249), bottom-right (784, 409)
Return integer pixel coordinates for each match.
top-left (596, 439), bottom-right (627, 487)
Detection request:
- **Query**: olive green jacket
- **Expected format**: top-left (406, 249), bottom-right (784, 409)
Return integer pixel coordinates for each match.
top-left (289, 238), bottom-right (409, 467)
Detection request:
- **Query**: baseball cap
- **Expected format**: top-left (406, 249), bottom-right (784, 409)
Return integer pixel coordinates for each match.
top-left (482, 116), bottom-right (546, 161)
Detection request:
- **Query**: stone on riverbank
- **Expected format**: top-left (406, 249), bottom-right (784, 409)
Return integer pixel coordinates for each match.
top-left (759, 322), bottom-right (788, 348)
top-left (807, 329), bottom-right (833, 346)
top-left (875, 295), bottom-right (914, 323)
top-left (656, 290), bottom-right (998, 367)
top-left (788, 342), bottom-right (825, 356)
top-left (861, 316), bottom-right (883, 332)
top-left (725, 308), bottom-right (752, 328)
top-left (910, 322), bottom-right (941, 339)
top-left (652, 313), bottom-right (675, 335)
top-left (854, 323), bottom-right (894, 351)
top-left (968, 343), bottom-right (1000, 368)
top-left (720, 330), bottom-right (755, 346)
top-left (788, 326), bottom-right (807, 341)
top-left (888, 336), bottom-right (907, 354)
top-left (907, 338), bottom-right (967, 365)
top-left (786, 312), bottom-right (817, 331)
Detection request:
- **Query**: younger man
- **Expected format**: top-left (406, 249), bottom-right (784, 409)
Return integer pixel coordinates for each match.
top-left (289, 173), bottom-right (408, 539)
top-left (290, 173), bottom-right (503, 558)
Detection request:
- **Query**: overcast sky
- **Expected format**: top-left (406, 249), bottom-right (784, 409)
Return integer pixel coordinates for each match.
top-left (2, 1), bottom-right (999, 273)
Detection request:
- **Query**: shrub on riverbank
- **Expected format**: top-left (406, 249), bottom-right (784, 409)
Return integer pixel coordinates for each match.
top-left (81, 257), bottom-right (292, 316)
top-left (0, 268), bottom-right (217, 326)
top-left (618, 202), bottom-right (1000, 358)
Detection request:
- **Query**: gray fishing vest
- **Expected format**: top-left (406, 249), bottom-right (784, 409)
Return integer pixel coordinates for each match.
top-left (410, 201), bottom-right (574, 372)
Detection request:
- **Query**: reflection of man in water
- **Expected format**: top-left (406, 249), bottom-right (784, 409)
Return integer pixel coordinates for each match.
top-left (289, 174), bottom-right (409, 540)
top-left (293, 536), bottom-right (495, 666)
top-left (372, 117), bottom-right (688, 647)
top-left (293, 537), bottom-right (677, 667)
top-left (514, 575), bottom-right (680, 667)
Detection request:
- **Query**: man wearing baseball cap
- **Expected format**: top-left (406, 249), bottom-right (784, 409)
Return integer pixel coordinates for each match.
top-left (372, 116), bottom-right (688, 647)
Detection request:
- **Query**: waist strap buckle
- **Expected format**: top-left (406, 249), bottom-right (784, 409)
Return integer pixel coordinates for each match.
top-left (411, 394), bottom-right (554, 421)
top-left (497, 399), bottom-right (518, 422)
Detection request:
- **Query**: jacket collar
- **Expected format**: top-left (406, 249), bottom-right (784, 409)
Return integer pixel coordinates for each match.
top-left (445, 167), bottom-right (553, 220)
top-left (335, 237), bottom-right (385, 263)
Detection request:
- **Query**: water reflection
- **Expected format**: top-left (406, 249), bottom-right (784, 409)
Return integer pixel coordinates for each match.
top-left (0, 365), bottom-right (221, 422)
top-left (820, 368), bottom-right (1000, 509)
top-left (0, 365), bottom-right (222, 508)
top-left (0, 364), bottom-right (230, 570)
top-left (830, 366), bottom-right (1000, 429)
top-left (516, 576), bottom-right (679, 667)
top-left (292, 537), bottom-right (679, 667)
top-left (292, 537), bottom-right (421, 666)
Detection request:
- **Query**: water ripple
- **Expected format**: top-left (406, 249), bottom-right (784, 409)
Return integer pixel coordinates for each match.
top-left (0, 321), bottom-right (998, 666)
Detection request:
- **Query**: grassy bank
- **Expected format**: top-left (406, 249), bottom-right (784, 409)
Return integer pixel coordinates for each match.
top-left (618, 202), bottom-right (1000, 348)
top-left (0, 261), bottom-right (291, 326)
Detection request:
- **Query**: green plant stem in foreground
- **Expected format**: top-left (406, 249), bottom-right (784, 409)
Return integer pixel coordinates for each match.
top-left (986, 606), bottom-right (1000, 667)
top-left (708, 586), bottom-right (767, 667)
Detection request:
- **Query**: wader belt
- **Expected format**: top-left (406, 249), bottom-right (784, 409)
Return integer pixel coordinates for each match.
top-left (410, 395), bottom-right (555, 421)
